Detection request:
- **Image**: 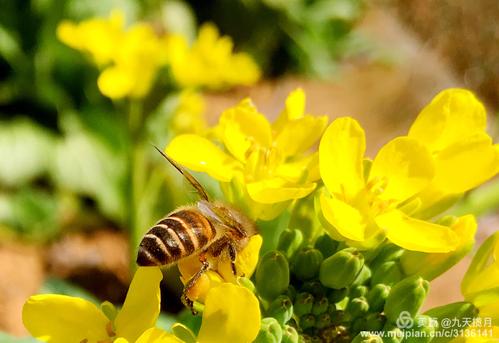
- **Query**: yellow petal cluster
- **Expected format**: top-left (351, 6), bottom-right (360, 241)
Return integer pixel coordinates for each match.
top-left (57, 10), bottom-right (166, 99)
top-left (178, 234), bottom-right (262, 302)
top-left (318, 89), bottom-right (499, 253)
top-left (23, 267), bottom-right (163, 343)
top-left (408, 89), bottom-right (499, 217)
top-left (57, 13), bottom-right (260, 99)
top-left (168, 23), bottom-right (261, 89)
top-left (23, 266), bottom-right (261, 343)
top-left (167, 89), bottom-right (328, 220)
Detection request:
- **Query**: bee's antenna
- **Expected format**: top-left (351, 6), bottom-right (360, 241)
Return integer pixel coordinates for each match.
top-left (152, 144), bottom-right (209, 201)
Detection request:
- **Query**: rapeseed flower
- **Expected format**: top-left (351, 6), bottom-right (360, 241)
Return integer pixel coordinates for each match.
top-left (23, 266), bottom-right (261, 343)
top-left (167, 23), bottom-right (260, 89)
top-left (178, 235), bottom-right (262, 303)
top-left (408, 89), bottom-right (499, 217)
top-left (318, 116), bottom-right (458, 252)
top-left (57, 10), bottom-right (166, 99)
top-left (23, 267), bottom-right (165, 343)
top-left (166, 89), bottom-right (328, 219)
top-left (170, 90), bottom-right (207, 135)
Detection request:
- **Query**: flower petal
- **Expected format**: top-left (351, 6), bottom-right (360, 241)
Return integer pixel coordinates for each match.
top-left (370, 137), bottom-right (434, 202)
top-left (198, 283), bottom-right (261, 343)
top-left (97, 66), bottom-right (135, 99)
top-left (135, 327), bottom-right (183, 343)
top-left (275, 115), bottom-right (328, 157)
top-left (22, 294), bottom-right (109, 343)
top-left (320, 191), bottom-right (366, 241)
top-left (319, 117), bottom-right (365, 200)
top-left (219, 234), bottom-right (263, 282)
top-left (376, 210), bottom-right (459, 253)
top-left (219, 99), bottom-right (272, 162)
top-left (166, 134), bottom-right (240, 182)
top-left (115, 267), bottom-right (163, 342)
top-left (409, 88), bottom-right (487, 151)
top-left (432, 133), bottom-right (499, 194)
top-left (276, 153), bottom-right (320, 183)
top-left (246, 177), bottom-right (316, 203)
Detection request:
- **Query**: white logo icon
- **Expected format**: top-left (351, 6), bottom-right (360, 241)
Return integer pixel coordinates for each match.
top-left (396, 311), bottom-right (414, 329)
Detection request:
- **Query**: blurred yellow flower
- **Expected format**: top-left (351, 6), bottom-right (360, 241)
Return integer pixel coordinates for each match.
top-left (319, 116), bottom-right (459, 252)
top-left (57, 10), bottom-right (167, 99)
top-left (23, 267), bottom-right (165, 343)
top-left (168, 23), bottom-right (261, 89)
top-left (166, 89), bottom-right (328, 219)
top-left (408, 89), bottom-right (499, 217)
top-left (170, 90), bottom-right (207, 135)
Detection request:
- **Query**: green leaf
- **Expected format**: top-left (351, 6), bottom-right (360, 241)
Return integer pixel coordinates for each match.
top-left (0, 119), bottom-right (56, 187)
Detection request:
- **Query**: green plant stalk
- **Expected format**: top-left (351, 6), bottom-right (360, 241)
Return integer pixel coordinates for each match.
top-left (452, 178), bottom-right (499, 216)
top-left (127, 100), bottom-right (144, 271)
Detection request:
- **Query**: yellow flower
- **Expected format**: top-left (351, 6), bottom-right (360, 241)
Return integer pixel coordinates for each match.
top-left (318, 116), bottom-right (459, 252)
top-left (23, 266), bottom-right (261, 343)
top-left (57, 10), bottom-right (166, 99)
top-left (178, 234), bottom-right (262, 302)
top-left (400, 215), bottom-right (477, 280)
top-left (168, 23), bottom-right (261, 89)
top-left (23, 267), bottom-right (166, 343)
top-left (169, 283), bottom-right (262, 343)
top-left (462, 231), bottom-right (499, 310)
top-left (57, 10), bottom-right (124, 66)
top-left (166, 89), bottom-right (328, 219)
top-left (170, 90), bottom-right (207, 135)
top-left (408, 89), bottom-right (499, 217)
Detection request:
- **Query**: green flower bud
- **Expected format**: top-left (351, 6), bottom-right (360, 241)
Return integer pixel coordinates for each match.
top-left (352, 265), bottom-right (372, 286)
top-left (301, 280), bottom-right (326, 298)
top-left (278, 228), bottom-right (304, 259)
top-left (364, 313), bottom-right (385, 331)
top-left (286, 285), bottom-right (297, 302)
top-left (294, 292), bottom-right (314, 316)
top-left (319, 248), bottom-right (364, 289)
top-left (300, 314), bottom-right (316, 330)
top-left (238, 277), bottom-right (256, 293)
top-left (350, 285), bottom-right (368, 298)
top-left (351, 317), bottom-right (367, 335)
top-left (330, 310), bottom-right (347, 325)
top-left (371, 261), bottom-right (403, 286)
top-left (381, 329), bottom-right (403, 343)
top-left (292, 248), bottom-right (323, 281)
top-left (254, 317), bottom-right (283, 343)
top-left (100, 301), bottom-right (117, 321)
top-left (267, 295), bottom-right (294, 325)
top-left (351, 333), bottom-right (383, 343)
top-left (346, 296), bottom-right (369, 319)
top-left (256, 250), bottom-right (290, 300)
top-left (366, 284), bottom-right (390, 313)
top-left (425, 301), bottom-right (478, 343)
top-left (315, 313), bottom-right (332, 329)
top-left (403, 315), bottom-right (435, 343)
top-left (282, 325), bottom-right (299, 343)
top-left (327, 303), bottom-right (336, 315)
top-left (312, 297), bottom-right (329, 315)
top-left (370, 244), bottom-right (404, 270)
top-left (384, 276), bottom-right (429, 323)
top-left (314, 234), bottom-right (339, 257)
top-left (328, 288), bottom-right (348, 304)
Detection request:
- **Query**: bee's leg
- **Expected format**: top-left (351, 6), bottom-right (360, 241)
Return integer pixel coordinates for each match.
top-left (182, 255), bottom-right (209, 315)
top-left (227, 242), bottom-right (238, 276)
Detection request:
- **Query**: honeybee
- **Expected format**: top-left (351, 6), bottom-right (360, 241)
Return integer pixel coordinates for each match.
top-left (136, 146), bottom-right (257, 312)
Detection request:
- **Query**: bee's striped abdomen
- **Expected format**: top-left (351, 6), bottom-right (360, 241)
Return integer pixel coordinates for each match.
top-left (136, 209), bottom-right (216, 266)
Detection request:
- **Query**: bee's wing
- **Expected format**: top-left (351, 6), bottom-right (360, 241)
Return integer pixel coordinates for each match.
top-left (153, 145), bottom-right (209, 201)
